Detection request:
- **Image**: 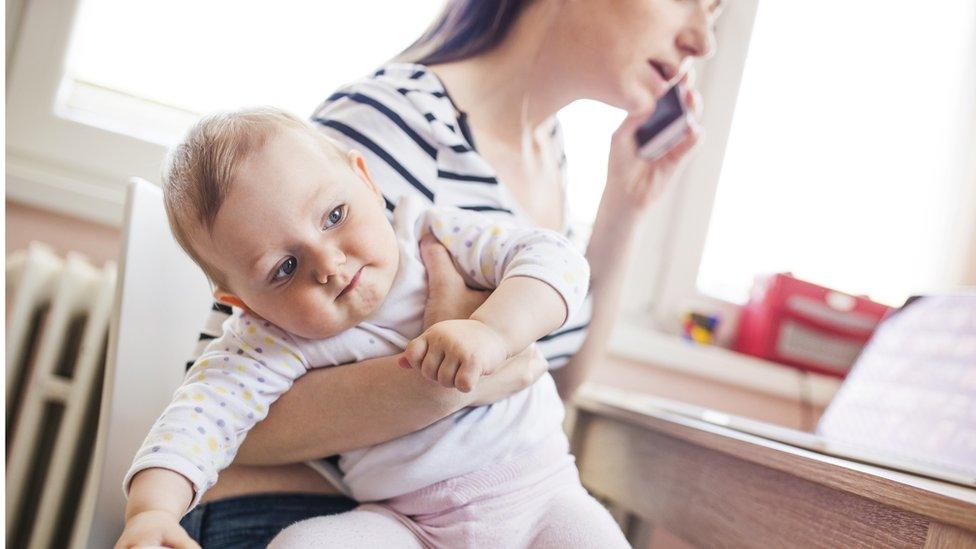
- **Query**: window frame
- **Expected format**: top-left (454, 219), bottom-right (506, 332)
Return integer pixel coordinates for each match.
top-left (616, 0), bottom-right (976, 350)
top-left (6, 0), bottom-right (169, 225)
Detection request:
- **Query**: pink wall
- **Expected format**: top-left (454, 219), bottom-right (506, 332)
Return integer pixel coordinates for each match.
top-left (5, 201), bottom-right (121, 266)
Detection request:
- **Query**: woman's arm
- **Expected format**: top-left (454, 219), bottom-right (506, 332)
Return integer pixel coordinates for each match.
top-left (552, 85), bottom-right (704, 400)
top-left (234, 237), bottom-right (547, 465)
top-left (236, 355), bottom-right (467, 464)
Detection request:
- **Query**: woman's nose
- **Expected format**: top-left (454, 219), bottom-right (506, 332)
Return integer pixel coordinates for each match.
top-left (676, 7), bottom-right (716, 60)
top-left (311, 245), bottom-right (346, 285)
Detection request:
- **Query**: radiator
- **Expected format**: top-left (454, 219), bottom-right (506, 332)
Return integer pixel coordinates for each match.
top-left (6, 242), bottom-right (117, 549)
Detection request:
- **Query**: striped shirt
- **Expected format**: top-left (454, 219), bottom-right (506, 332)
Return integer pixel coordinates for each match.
top-left (189, 62), bottom-right (591, 369)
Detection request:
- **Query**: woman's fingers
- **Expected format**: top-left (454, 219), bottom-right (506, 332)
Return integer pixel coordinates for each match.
top-left (677, 66), bottom-right (701, 114)
top-left (524, 350), bottom-right (548, 388)
top-left (612, 111), bottom-right (653, 149)
top-left (465, 345), bottom-right (547, 407)
top-left (420, 232), bottom-right (490, 328)
top-left (683, 86), bottom-right (703, 120)
top-left (661, 123), bottom-right (703, 165)
top-left (420, 233), bottom-right (464, 294)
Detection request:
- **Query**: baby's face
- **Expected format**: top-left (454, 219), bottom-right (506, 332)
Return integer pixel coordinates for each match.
top-left (198, 128), bottom-right (399, 339)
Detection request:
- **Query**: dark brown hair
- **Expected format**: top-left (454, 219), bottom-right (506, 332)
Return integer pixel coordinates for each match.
top-left (397, 0), bottom-right (533, 65)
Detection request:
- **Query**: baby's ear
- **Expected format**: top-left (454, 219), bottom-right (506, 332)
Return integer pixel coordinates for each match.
top-left (213, 288), bottom-right (252, 313)
top-left (347, 150), bottom-right (384, 204)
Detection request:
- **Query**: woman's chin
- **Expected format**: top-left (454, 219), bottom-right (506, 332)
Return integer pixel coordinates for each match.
top-left (604, 84), bottom-right (657, 116)
top-left (625, 87), bottom-right (659, 115)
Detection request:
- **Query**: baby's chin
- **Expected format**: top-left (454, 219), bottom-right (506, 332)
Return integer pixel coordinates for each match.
top-left (281, 299), bottom-right (388, 340)
top-left (282, 314), bottom-right (363, 340)
top-left (266, 268), bottom-right (396, 340)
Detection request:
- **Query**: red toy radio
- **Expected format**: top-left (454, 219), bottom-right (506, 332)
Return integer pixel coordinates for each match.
top-left (734, 273), bottom-right (893, 378)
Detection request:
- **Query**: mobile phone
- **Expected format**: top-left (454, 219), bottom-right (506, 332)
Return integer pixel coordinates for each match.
top-left (635, 84), bottom-right (691, 161)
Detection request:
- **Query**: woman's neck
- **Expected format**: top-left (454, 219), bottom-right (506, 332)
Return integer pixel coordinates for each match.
top-left (428, 1), bottom-right (580, 149)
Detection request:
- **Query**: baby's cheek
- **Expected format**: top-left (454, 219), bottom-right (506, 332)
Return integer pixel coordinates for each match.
top-left (357, 283), bottom-right (385, 315)
top-left (277, 299), bottom-right (334, 339)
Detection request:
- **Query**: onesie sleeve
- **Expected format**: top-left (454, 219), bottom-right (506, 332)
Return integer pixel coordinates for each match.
top-left (123, 312), bottom-right (309, 512)
top-left (423, 207), bottom-right (590, 326)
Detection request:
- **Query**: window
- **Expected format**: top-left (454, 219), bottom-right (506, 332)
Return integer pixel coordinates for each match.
top-left (64, 0), bottom-right (444, 145)
top-left (697, 0), bottom-right (976, 307)
top-left (643, 0), bottom-right (976, 335)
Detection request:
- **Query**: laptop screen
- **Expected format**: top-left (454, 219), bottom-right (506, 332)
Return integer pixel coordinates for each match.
top-left (815, 294), bottom-right (976, 483)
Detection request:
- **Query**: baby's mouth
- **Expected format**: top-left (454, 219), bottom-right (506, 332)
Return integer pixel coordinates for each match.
top-left (336, 266), bottom-right (364, 300)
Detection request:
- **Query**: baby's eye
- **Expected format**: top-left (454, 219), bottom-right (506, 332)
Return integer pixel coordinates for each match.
top-left (324, 205), bottom-right (346, 229)
top-left (273, 257), bottom-right (298, 281)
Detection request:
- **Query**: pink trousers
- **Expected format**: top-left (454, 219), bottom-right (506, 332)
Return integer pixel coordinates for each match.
top-left (269, 435), bottom-right (629, 548)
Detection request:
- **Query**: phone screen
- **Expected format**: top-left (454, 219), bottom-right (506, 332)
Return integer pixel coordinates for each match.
top-left (635, 86), bottom-right (684, 147)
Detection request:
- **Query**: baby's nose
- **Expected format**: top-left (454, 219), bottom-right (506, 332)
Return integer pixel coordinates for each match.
top-left (312, 246), bottom-right (346, 285)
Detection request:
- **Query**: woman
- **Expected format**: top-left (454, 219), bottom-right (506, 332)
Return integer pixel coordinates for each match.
top-left (177, 0), bottom-right (718, 546)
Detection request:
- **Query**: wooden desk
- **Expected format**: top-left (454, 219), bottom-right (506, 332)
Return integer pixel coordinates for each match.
top-left (570, 386), bottom-right (976, 548)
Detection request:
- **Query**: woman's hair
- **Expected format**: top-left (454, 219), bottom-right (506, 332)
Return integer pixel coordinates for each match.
top-left (396, 0), bottom-right (533, 65)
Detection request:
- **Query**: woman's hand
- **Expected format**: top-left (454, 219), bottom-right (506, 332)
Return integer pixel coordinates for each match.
top-left (469, 344), bottom-right (548, 406)
top-left (418, 233), bottom-right (547, 402)
top-left (554, 75), bottom-right (705, 400)
top-left (419, 233), bottom-right (489, 327)
top-left (603, 75), bottom-right (704, 219)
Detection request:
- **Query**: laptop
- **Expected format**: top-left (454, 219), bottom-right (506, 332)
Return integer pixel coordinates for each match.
top-left (638, 294), bottom-right (976, 488)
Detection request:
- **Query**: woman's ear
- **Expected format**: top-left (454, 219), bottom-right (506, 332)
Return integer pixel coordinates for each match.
top-left (347, 150), bottom-right (385, 206)
top-left (213, 288), bottom-right (252, 314)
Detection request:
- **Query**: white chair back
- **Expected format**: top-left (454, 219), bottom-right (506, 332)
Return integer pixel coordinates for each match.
top-left (78, 178), bottom-right (213, 548)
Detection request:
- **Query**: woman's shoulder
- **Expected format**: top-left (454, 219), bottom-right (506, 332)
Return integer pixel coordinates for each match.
top-left (338, 63), bottom-right (453, 107)
top-left (311, 63), bottom-right (463, 144)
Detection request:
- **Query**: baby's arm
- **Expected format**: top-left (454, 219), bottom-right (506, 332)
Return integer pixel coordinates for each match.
top-left (116, 469), bottom-right (198, 549)
top-left (118, 316), bottom-right (308, 542)
top-left (402, 211), bottom-right (590, 391)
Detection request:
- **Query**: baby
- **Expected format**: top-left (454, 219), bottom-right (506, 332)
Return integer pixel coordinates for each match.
top-left (118, 107), bottom-right (628, 548)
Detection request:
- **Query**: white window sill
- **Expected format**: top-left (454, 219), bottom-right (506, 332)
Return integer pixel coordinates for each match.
top-left (608, 315), bottom-right (842, 407)
top-left (60, 79), bottom-right (198, 148)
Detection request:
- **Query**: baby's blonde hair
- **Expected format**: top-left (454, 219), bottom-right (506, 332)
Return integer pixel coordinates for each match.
top-left (162, 106), bottom-right (341, 287)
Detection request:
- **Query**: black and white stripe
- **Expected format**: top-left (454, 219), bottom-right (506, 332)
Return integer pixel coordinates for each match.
top-left (458, 205), bottom-right (514, 215)
top-left (316, 119), bottom-right (436, 202)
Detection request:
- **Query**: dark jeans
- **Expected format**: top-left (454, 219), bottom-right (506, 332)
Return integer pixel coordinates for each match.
top-left (180, 493), bottom-right (358, 548)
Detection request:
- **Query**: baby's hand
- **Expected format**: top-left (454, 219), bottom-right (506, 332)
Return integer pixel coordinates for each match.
top-left (401, 319), bottom-right (508, 392)
top-left (115, 510), bottom-right (200, 549)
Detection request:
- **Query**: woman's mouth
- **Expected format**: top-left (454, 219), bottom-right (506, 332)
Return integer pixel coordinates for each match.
top-left (648, 59), bottom-right (677, 83)
top-left (646, 60), bottom-right (675, 98)
top-left (337, 267), bottom-right (363, 300)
